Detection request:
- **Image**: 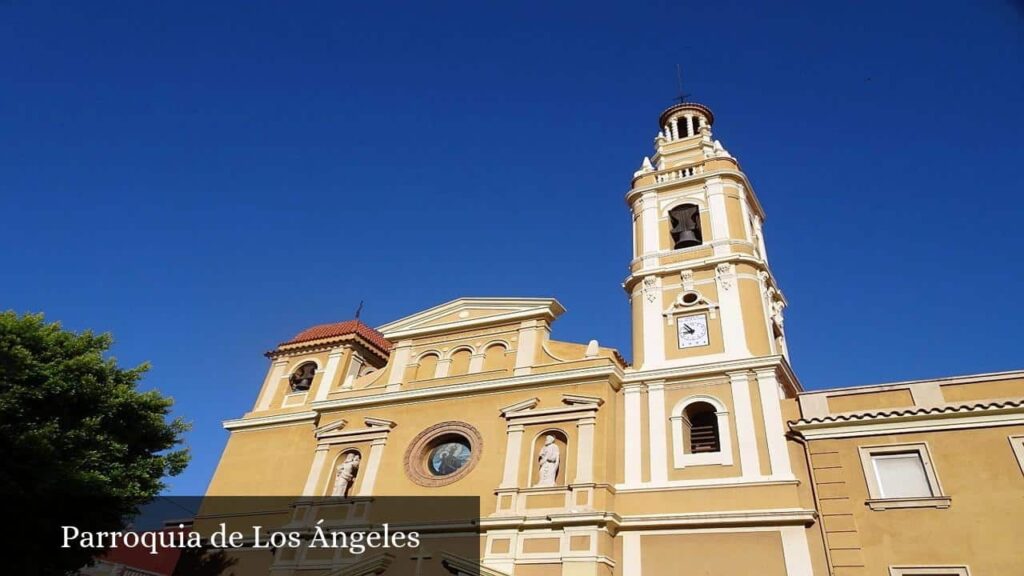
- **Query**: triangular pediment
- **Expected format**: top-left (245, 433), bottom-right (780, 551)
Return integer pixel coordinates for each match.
top-left (377, 297), bottom-right (565, 340)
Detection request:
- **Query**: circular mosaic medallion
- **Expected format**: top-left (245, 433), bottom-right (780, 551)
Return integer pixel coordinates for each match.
top-left (404, 421), bottom-right (483, 487)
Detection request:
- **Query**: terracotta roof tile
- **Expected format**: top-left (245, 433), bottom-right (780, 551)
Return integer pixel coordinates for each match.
top-left (792, 398), bottom-right (1024, 426)
top-left (279, 319), bottom-right (392, 352)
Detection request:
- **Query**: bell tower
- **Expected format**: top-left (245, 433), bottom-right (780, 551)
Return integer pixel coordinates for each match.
top-left (625, 101), bottom-right (788, 371)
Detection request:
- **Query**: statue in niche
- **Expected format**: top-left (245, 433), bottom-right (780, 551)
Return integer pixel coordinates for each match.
top-left (331, 452), bottom-right (360, 497)
top-left (536, 435), bottom-right (561, 487)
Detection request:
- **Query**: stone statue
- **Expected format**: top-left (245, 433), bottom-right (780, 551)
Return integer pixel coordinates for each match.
top-left (536, 435), bottom-right (560, 487)
top-left (331, 452), bottom-right (360, 497)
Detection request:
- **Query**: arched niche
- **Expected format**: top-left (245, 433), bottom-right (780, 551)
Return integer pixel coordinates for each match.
top-left (529, 429), bottom-right (569, 487)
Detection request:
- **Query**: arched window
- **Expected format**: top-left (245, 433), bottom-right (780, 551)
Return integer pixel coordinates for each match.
top-left (448, 349), bottom-right (472, 376)
top-left (685, 402), bottom-right (720, 453)
top-left (482, 343), bottom-right (508, 372)
top-left (671, 396), bottom-right (733, 468)
top-left (416, 354), bottom-right (439, 380)
top-left (289, 362), bottom-right (317, 391)
top-left (669, 204), bottom-right (703, 249)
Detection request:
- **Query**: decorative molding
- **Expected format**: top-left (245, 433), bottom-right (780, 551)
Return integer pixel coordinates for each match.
top-left (403, 421), bottom-right (483, 487)
top-left (377, 298), bottom-right (565, 341)
top-left (223, 411), bottom-right (317, 431)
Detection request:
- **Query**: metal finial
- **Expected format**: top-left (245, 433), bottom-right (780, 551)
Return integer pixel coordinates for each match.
top-left (354, 300), bottom-right (364, 320)
top-left (675, 64), bottom-right (691, 104)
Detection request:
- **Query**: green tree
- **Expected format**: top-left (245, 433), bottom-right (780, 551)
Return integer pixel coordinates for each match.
top-left (0, 311), bottom-right (190, 575)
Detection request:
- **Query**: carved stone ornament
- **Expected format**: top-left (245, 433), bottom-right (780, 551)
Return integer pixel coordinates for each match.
top-left (680, 269), bottom-right (695, 290)
top-left (715, 263), bottom-right (735, 290)
top-left (642, 275), bottom-right (659, 303)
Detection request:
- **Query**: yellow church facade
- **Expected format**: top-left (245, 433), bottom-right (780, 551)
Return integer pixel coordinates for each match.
top-left (205, 102), bottom-right (1024, 576)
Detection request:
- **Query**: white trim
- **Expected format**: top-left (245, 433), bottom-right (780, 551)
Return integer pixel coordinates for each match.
top-left (254, 359), bottom-right (289, 412)
top-left (386, 341), bottom-right (412, 392)
top-left (614, 476), bottom-right (795, 492)
top-left (223, 410), bottom-right (317, 431)
top-left (647, 382), bottom-right (668, 482)
top-left (500, 425), bottom-right (525, 488)
top-left (575, 416), bottom-right (596, 484)
top-left (301, 446), bottom-right (329, 496)
top-left (669, 394), bottom-right (733, 468)
top-left (640, 275), bottom-right (666, 369)
top-left (780, 525), bottom-right (815, 576)
top-left (889, 567), bottom-right (970, 576)
top-left (624, 385), bottom-right (643, 487)
top-left (621, 532), bottom-right (640, 576)
top-left (858, 442), bottom-right (944, 502)
top-left (356, 439), bottom-right (386, 496)
top-left (314, 350), bottom-right (344, 402)
top-left (729, 371), bottom-right (761, 478)
top-left (513, 320), bottom-right (540, 376)
top-left (618, 509), bottom-right (816, 528)
top-left (314, 364), bottom-right (619, 411)
top-left (755, 368), bottom-right (794, 478)
top-left (377, 297), bottom-right (565, 340)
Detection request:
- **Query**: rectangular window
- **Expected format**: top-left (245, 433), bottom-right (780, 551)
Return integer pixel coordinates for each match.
top-left (858, 443), bottom-right (949, 510)
top-left (872, 452), bottom-right (933, 498)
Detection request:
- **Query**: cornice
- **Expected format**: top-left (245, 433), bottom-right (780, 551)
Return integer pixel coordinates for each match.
top-left (311, 365), bottom-right (623, 412)
top-left (222, 410), bottom-right (317, 431)
top-left (624, 355), bottom-right (802, 392)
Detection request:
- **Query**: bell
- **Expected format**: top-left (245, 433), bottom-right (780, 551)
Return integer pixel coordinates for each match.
top-left (672, 228), bottom-right (700, 248)
top-left (670, 204), bottom-right (703, 248)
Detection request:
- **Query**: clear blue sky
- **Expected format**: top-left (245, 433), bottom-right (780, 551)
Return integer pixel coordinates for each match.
top-left (2, 2), bottom-right (1022, 495)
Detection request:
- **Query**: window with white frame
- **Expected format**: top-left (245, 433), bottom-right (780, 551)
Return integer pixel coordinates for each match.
top-left (859, 443), bottom-right (948, 510)
top-left (1009, 435), bottom-right (1024, 476)
top-left (888, 566), bottom-right (970, 576)
top-left (671, 396), bottom-right (733, 468)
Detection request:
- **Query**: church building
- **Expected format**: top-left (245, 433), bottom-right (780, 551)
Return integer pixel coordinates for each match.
top-left (206, 101), bottom-right (1024, 576)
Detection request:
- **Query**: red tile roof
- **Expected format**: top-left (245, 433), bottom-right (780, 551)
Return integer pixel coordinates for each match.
top-left (279, 319), bottom-right (392, 352)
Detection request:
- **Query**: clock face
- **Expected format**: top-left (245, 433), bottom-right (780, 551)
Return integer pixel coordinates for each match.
top-left (677, 314), bottom-right (709, 348)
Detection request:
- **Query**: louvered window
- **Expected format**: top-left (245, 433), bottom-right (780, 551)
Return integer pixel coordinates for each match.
top-left (686, 402), bottom-right (720, 453)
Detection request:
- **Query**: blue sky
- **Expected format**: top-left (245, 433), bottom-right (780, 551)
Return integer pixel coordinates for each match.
top-left (2, 1), bottom-right (1022, 495)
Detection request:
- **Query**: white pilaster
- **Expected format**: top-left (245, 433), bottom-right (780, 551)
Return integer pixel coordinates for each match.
top-left (500, 424), bottom-right (525, 488)
top-left (574, 416), bottom-right (596, 484)
top-left (640, 275), bottom-right (665, 369)
top-left (513, 320), bottom-right (540, 376)
top-left (646, 382), bottom-right (668, 484)
top-left (435, 358), bottom-right (452, 378)
top-left (356, 439), bottom-right (386, 496)
top-left (706, 177), bottom-right (730, 256)
top-left (255, 359), bottom-right (289, 412)
top-left (302, 446), bottom-right (330, 496)
top-left (622, 532), bottom-right (641, 576)
top-left (314, 349), bottom-right (344, 402)
top-left (728, 371), bottom-right (761, 479)
top-left (639, 191), bottom-right (659, 268)
top-left (386, 341), bottom-right (413, 392)
top-left (755, 368), bottom-right (793, 478)
top-left (683, 113), bottom-right (693, 137)
top-left (624, 385), bottom-right (643, 487)
top-left (715, 263), bottom-right (750, 358)
top-left (780, 526), bottom-right (816, 576)
top-left (341, 354), bottom-right (362, 391)
top-left (468, 353), bottom-right (485, 374)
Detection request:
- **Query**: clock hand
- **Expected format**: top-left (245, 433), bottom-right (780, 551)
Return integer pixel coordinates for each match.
top-left (683, 324), bottom-right (695, 334)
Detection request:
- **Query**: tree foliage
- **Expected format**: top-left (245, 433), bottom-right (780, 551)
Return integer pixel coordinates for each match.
top-left (0, 311), bottom-right (190, 574)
